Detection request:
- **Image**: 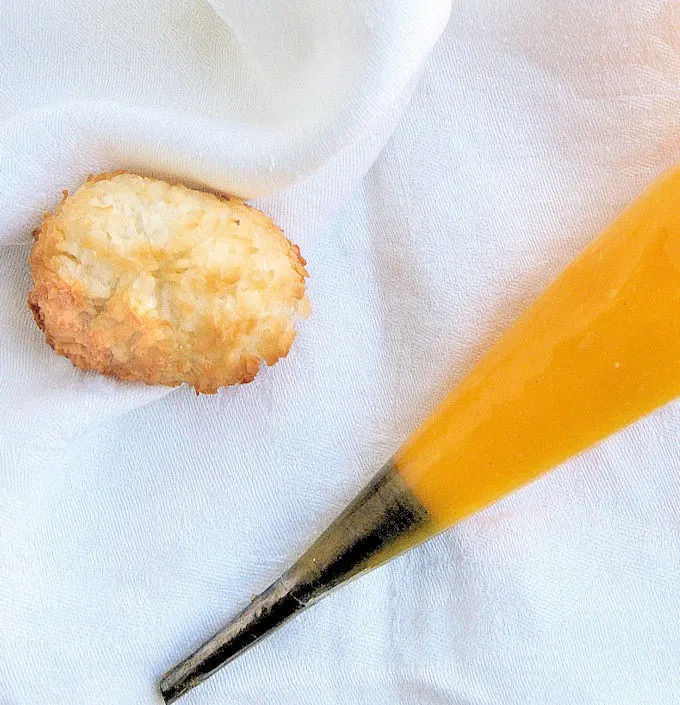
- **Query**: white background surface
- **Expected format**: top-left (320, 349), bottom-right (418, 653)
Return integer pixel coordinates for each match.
top-left (1, 1), bottom-right (679, 704)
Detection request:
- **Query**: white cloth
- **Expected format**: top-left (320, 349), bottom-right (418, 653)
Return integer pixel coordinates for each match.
top-left (1, 1), bottom-right (679, 704)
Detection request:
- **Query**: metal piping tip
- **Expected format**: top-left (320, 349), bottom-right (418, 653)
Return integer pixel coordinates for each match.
top-left (159, 462), bottom-right (432, 703)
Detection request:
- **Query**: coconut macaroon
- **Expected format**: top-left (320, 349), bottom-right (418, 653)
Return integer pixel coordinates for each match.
top-left (28, 172), bottom-right (310, 394)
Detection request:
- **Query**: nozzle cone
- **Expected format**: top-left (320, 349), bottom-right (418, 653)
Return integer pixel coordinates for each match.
top-left (159, 462), bottom-right (432, 703)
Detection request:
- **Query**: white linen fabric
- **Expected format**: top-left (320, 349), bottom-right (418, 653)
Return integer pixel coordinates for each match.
top-left (1, 1), bottom-right (679, 704)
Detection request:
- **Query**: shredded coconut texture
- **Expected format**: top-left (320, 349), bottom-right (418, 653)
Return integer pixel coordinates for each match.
top-left (28, 172), bottom-right (310, 393)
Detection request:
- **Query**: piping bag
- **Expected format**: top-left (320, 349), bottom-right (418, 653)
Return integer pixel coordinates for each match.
top-left (160, 166), bottom-right (680, 702)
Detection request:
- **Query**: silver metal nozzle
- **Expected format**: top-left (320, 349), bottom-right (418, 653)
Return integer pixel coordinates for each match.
top-left (159, 462), bottom-right (432, 703)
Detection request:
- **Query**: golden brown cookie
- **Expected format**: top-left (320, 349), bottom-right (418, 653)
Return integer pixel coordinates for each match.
top-left (28, 172), bottom-right (310, 393)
